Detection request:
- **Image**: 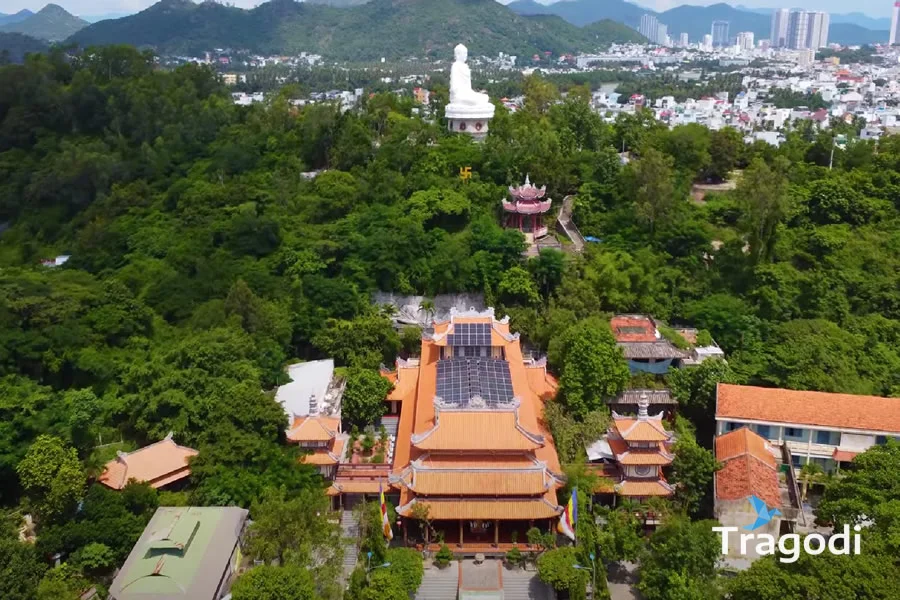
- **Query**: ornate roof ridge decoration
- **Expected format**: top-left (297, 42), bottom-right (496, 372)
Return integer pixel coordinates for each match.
top-left (508, 174), bottom-right (547, 201)
top-left (614, 446), bottom-right (675, 462)
top-left (410, 458), bottom-right (546, 474)
top-left (286, 414), bottom-right (338, 439)
top-left (612, 409), bottom-right (667, 423)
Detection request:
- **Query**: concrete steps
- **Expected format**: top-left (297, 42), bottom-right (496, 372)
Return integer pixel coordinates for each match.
top-left (502, 568), bottom-right (554, 600)
top-left (415, 564), bottom-right (459, 600)
top-left (341, 511), bottom-right (360, 576)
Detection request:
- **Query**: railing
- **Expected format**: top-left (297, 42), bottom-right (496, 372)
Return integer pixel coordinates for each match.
top-left (780, 443), bottom-right (807, 527)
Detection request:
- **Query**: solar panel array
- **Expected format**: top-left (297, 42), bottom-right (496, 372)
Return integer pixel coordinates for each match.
top-left (446, 323), bottom-right (492, 347)
top-left (436, 358), bottom-right (515, 406)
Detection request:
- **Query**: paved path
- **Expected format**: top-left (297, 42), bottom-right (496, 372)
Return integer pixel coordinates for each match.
top-left (607, 562), bottom-right (642, 600)
top-left (340, 510), bottom-right (360, 582)
top-left (557, 195), bottom-right (585, 253)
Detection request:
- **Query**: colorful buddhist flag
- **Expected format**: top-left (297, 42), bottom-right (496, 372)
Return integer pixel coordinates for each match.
top-left (557, 487), bottom-right (577, 541)
top-left (380, 482), bottom-right (393, 541)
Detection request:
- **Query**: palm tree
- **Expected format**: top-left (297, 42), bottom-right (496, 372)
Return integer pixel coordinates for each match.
top-left (799, 462), bottom-right (824, 503)
top-left (418, 298), bottom-right (435, 326)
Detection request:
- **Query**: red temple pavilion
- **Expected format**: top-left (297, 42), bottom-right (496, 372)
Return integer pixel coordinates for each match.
top-left (502, 176), bottom-right (553, 239)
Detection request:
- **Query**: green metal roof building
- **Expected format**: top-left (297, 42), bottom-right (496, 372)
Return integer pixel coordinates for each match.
top-left (109, 506), bottom-right (248, 600)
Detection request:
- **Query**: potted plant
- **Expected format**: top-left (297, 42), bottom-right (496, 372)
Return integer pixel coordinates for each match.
top-left (505, 546), bottom-right (524, 570)
top-left (434, 544), bottom-right (453, 568)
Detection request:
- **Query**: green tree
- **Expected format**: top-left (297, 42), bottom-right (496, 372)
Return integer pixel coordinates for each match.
top-left (550, 319), bottom-right (629, 417)
top-left (670, 436), bottom-right (721, 516)
top-left (498, 266), bottom-right (540, 306)
top-left (231, 564), bottom-right (319, 600)
top-left (735, 158), bottom-right (789, 263)
top-left (637, 516), bottom-right (722, 600)
top-left (342, 368), bottom-right (392, 428)
top-left (705, 127), bottom-right (743, 182)
top-left (0, 532), bottom-right (47, 600)
top-left (627, 147), bottom-right (677, 234)
top-left (384, 548), bottom-right (424, 595)
top-left (16, 435), bottom-right (85, 522)
top-left (36, 564), bottom-right (90, 600)
top-left (537, 547), bottom-right (589, 600)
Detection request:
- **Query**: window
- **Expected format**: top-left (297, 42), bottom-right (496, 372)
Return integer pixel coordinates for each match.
top-left (816, 430), bottom-right (835, 445)
top-left (876, 435), bottom-right (887, 445)
top-left (791, 454), bottom-right (806, 467)
top-left (784, 427), bottom-right (807, 441)
top-left (756, 425), bottom-right (771, 439)
top-left (725, 422), bottom-right (741, 432)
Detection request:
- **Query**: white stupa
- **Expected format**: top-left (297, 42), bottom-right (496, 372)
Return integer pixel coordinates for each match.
top-left (445, 44), bottom-right (495, 140)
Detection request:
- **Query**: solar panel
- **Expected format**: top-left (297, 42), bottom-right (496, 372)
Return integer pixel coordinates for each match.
top-left (447, 323), bottom-right (492, 347)
top-left (435, 358), bottom-right (515, 407)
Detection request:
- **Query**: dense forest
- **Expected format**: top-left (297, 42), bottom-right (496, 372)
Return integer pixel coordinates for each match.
top-left (0, 46), bottom-right (898, 599)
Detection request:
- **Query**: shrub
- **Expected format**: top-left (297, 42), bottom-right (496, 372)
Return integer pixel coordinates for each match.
top-left (506, 546), bottom-right (524, 568)
top-left (434, 544), bottom-right (454, 568)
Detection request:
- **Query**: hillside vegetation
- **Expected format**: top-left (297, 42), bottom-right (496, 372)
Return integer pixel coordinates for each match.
top-left (0, 4), bottom-right (87, 41)
top-left (69, 0), bottom-right (643, 59)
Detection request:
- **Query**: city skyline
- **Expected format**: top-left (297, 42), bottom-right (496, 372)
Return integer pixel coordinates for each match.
top-left (2, 0), bottom-right (897, 20)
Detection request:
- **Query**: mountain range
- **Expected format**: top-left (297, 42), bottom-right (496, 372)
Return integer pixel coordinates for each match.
top-left (68, 0), bottom-right (644, 60)
top-left (0, 9), bottom-right (34, 26)
top-left (0, 31), bottom-right (47, 62)
top-left (507, 0), bottom-right (888, 46)
top-left (0, 4), bottom-right (88, 41)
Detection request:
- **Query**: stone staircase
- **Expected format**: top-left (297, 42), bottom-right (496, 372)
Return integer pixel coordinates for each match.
top-left (556, 195), bottom-right (585, 253)
top-left (340, 510), bottom-right (360, 579)
top-left (381, 415), bottom-right (400, 437)
top-left (415, 564), bottom-right (459, 600)
top-left (502, 568), bottom-right (554, 600)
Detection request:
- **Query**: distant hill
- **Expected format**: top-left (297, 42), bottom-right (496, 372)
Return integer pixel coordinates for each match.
top-left (0, 31), bottom-right (47, 63)
top-left (830, 23), bottom-right (888, 46)
top-left (0, 4), bottom-right (88, 41)
top-left (81, 12), bottom-right (135, 23)
top-left (0, 9), bottom-right (34, 26)
top-left (305, 0), bottom-right (372, 5)
top-left (508, 0), bottom-right (646, 28)
top-left (657, 2), bottom-right (770, 42)
top-left (68, 0), bottom-right (642, 60)
top-left (830, 12), bottom-right (890, 30)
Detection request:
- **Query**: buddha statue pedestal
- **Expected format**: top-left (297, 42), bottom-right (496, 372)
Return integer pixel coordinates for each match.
top-left (446, 43), bottom-right (494, 141)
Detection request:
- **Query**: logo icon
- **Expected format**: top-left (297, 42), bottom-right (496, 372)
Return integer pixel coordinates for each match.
top-left (744, 495), bottom-right (781, 531)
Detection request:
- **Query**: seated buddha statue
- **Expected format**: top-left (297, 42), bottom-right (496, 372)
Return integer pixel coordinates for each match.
top-left (447, 44), bottom-right (494, 116)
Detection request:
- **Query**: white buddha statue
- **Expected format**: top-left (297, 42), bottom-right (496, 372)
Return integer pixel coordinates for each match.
top-left (447, 44), bottom-right (495, 117)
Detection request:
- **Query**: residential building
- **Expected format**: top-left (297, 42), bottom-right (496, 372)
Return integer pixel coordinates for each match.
top-left (586, 395), bottom-right (675, 502)
top-left (639, 14), bottom-right (659, 41)
top-left (389, 308), bottom-right (563, 549)
top-left (715, 384), bottom-right (900, 474)
top-left (711, 20), bottom-right (730, 47)
top-left (771, 8), bottom-right (790, 48)
top-left (806, 12), bottom-right (830, 49)
top-left (679, 32), bottom-right (689, 47)
top-left (656, 23), bottom-right (669, 46)
top-left (737, 31), bottom-right (755, 51)
top-left (787, 10), bottom-right (809, 49)
top-left (98, 434), bottom-right (198, 491)
top-left (891, 1), bottom-right (900, 45)
top-left (109, 506), bottom-right (248, 600)
top-left (713, 427), bottom-right (800, 558)
top-left (609, 314), bottom-right (686, 374)
top-left (702, 34), bottom-right (713, 51)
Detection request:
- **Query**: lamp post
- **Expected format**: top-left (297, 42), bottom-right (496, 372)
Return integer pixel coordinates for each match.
top-left (575, 553), bottom-right (597, 599)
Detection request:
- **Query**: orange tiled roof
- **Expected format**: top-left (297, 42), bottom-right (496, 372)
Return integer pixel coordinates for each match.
top-left (403, 468), bottom-right (549, 496)
top-left (616, 479), bottom-right (674, 497)
top-left (99, 437), bottom-right (198, 490)
top-left (607, 436), bottom-right (672, 465)
top-left (385, 365), bottom-right (420, 403)
top-left (613, 418), bottom-right (670, 442)
top-left (400, 497), bottom-right (561, 520)
top-left (832, 449), bottom-right (859, 462)
top-left (715, 427), bottom-right (777, 468)
top-left (715, 427), bottom-right (781, 508)
top-left (329, 480), bottom-right (387, 495)
top-left (286, 416), bottom-right (339, 443)
top-left (610, 315), bottom-right (657, 343)
top-left (301, 438), bottom-right (345, 466)
top-left (412, 410), bottom-right (542, 451)
top-left (715, 456), bottom-right (781, 508)
top-left (716, 384), bottom-right (900, 434)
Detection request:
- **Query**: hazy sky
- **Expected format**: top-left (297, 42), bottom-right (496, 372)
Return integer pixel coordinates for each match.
top-left (0, 0), bottom-right (890, 21)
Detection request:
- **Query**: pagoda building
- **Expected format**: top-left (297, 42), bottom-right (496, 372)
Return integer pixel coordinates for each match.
top-left (502, 176), bottom-right (553, 239)
top-left (586, 395), bottom-right (675, 501)
top-left (389, 308), bottom-right (563, 550)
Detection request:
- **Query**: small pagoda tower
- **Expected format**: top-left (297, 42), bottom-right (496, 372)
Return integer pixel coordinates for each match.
top-left (502, 175), bottom-right (553, 239)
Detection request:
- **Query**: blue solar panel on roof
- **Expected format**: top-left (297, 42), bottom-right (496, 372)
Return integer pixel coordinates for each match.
top-left (435, 357), bottom-right (514, 406)
top-left (447, 322), bottom-right (491, 347)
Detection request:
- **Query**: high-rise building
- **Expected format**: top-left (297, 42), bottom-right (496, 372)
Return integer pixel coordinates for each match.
top-left (711, 20), bottom-right (730, 47)
top-left (656, 23), bottom-right (669, 46)
top-left (787, 10), bottom-right (809, 49)
top-left (640, 14), bottom-right (659, 41)
top-left (891, 2), bottom-right (900, 45)
top-left (737, 31), bottom-right (755, 50)
top-left (771, 8), bottom-right (790, 48)
top-left (806, 12), bottom-right (829, 49)
top-left (702, 34), bottom-right (713, 51)
top-left (680, 32), bottom-right (689, 47)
